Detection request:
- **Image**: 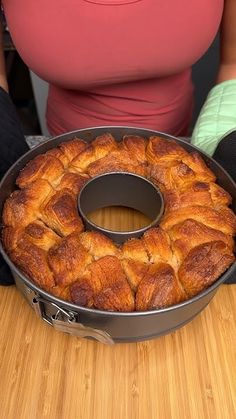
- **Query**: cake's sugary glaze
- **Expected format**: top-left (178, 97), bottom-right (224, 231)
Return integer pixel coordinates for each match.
top-left (2, 134), bottom-right (236, 312)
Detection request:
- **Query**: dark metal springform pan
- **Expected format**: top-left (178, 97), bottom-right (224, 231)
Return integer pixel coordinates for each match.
top-left (0, 126), bottom-right (235, 344)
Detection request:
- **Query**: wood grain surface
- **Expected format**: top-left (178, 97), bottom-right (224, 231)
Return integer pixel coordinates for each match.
top-left (0, 285), bottom-right (235, 419)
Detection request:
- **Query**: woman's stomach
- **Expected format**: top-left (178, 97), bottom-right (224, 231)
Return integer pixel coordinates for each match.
top-left (47, 69), bottom-right (194, 136)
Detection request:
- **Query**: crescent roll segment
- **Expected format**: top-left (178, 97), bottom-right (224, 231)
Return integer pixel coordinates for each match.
top-left (121, 238), bottom-right (149, 263)
top-left (2, 220), bottom-right (61, 252)
top-left (160, 205), bottom-right (236, 236)
top-left (16, 153), bottom-right (65, 188)
top-left (58, 138), bottom-right (88, 162)
top-left (48, 233), bottom-right (92, 286)
top-left (121, 135), bottom-right (147, 163)
top-left (45, 148), bottom-right (70, 169)
top-left (150, 158), bottom-right (216, 192)
top-left (169, 219), bottom-right (235, 263)
top-left (142, 228), bottom-right (173, 264)
top-left (182, 152), bottom-right (216, 182)
top-left (10, 240), bottom-right (55, 289)
top-left (70, 256), bottom-right (135, 312)
top-left (121, 259), bottom-right (148, 291)
top-left (69, 133), bottom-right (118, 172)
top-left (55, 172), bottom-right (89, 196)
top-left (121, 238), bottom-right (149, 290)
top-left (136, 263), bottom-right (187, 311)
top-left (146, 136), bottom-right (189, 164)
top-left (2, 179), bottom-right (53, 228)
top-left (163, 181), bottom-right (232, 213)
top-left (149, 160), bottom-right (196, 191)
top-left (87, 147), bottom-right (148, 177)
top-left (78, 231), bottom-right (120, 259)
top-left (39, 188), bottom-right (84, 236)
top-left (178, 241), bottom-right (235, 297)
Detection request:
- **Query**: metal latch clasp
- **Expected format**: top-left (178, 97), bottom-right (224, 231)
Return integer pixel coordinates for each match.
top-left (32, 296), bottom-right (114, 345)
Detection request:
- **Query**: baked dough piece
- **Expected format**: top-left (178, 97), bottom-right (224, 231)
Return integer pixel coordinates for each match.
top-left (2, 220), bottom-right (61, 252)
top-left (178, 241), bottom-right (235, 297)
top-left (136, 263), bottom-right (187, 311)
top-left (121, 135), bottom-right (147, 164)
top-left (39, 188), bottom-right (84, 236)
top-left (168, 219), bottom-right (234, 263)
top-left (48, 233), bottom-right (92, 286)
top-left (146, 136), bottom-right (189, 164)
top-left (78, 231), bottom-right (120, 259)
top-left (87, 147), bottom-right (148, 177)
top-left (160, 205), bottom-right (236, 236)
top-left (55, 172), bottom-right (89, 196)
top-left (70, 133), bottom-right (117, 173)
top-left (163, 181), bottom-right (232, 213)
top-left (10, 240), bottom-right (55, 289)
top-left (16, 153), bottom-right (65, 188)
top-left (121, 237), bottom-right (149, 291)
top-left (58, 138), bottom-right (88, 162)
top-left (70, 256), bottom-right (135, 312)
top-left (2, 179), bottom-right (53, 228)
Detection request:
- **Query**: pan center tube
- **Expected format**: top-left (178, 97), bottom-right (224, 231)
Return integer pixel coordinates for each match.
top-left (78, 172), bottom-right (164, 244)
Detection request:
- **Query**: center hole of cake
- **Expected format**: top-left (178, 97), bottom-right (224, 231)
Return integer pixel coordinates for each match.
top-left (78, 173), bottom-right (164, 242)
top-left (87, 205), bottom-right (152, 232)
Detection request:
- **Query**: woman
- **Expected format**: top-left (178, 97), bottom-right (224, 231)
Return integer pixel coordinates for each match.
top-left (0, 0), bottom-right (236, 284)
top-left (0, 1), bottom-right (231, 137)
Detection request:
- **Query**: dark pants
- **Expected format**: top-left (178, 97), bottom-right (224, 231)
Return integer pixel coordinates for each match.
top-left (0, 87), bottom-right (29, 285)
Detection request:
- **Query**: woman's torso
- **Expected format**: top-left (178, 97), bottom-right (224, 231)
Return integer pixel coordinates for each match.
top-left (2, 0), bottom-right (224, 135)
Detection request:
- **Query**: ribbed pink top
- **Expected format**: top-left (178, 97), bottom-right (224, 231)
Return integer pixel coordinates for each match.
top-left (3, 0), bottom-right (223, 135)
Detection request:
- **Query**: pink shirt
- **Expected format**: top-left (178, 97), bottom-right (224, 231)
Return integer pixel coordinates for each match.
top-left (2, 0), bottom-right (224, 135)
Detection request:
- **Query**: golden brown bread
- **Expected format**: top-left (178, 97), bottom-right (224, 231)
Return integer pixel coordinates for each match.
top-left (146, 136), bottom-right (189, 164)
top-left (87, 147), bottom-right (148, 178)
top-left (136, 263), bottom-right (187, 311)
top-left (55, 172), bottom-right (89, 196)
top-left (178, 241), bottom-right (235, 297)
top-left (160, 205), bottom-right (236, 236)
top-left (70, 133), bottom-right (118, 173)
top-left (121, 135), bottom-right (147, 164)
top-left (48, 233), bottom-right (92, 286)
top-left (2, 134), bottom-right (236, 311)
top-left (58, 138), bottom-right (88, 162)
top-left (16, 153), bottom-right (65, 188)
top-left (78, 231), bottom-right (120, 259)
top-left (39, 188), bottom-right (84, 236)
top-left (163, 181), bottom-right (232, 213)
top-left (10, 240), bottom-right (55, 289)
top-left (2, 220), bottom-right (61, 252)
top-left (70, 256), bottom-right (135, 312)
top-left (168, 219), bottom-right (235, 263)
top-left (2, 179), bottom-right (53, 228)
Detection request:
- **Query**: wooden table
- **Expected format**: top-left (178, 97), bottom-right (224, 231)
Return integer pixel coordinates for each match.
top-left (0, 283), bottom-right (235, 418)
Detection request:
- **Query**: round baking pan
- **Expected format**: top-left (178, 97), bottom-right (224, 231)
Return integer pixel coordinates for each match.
top-left (0, 126), bottom-right (235, 344)
top-left (78, 172), bottom-right (164, 243)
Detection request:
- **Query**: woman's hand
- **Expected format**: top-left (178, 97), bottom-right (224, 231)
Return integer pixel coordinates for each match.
top-left (191, 79), bottom-right (236, 155)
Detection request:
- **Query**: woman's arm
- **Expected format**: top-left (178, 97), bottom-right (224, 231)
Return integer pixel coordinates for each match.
top-left (0, 19), bottom-right (8, 92)
top-left (217, 0), bottom-right (236, 82)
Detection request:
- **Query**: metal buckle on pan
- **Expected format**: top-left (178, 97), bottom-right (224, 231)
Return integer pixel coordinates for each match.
top-left (32, 296), bottom-right (114, 345)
